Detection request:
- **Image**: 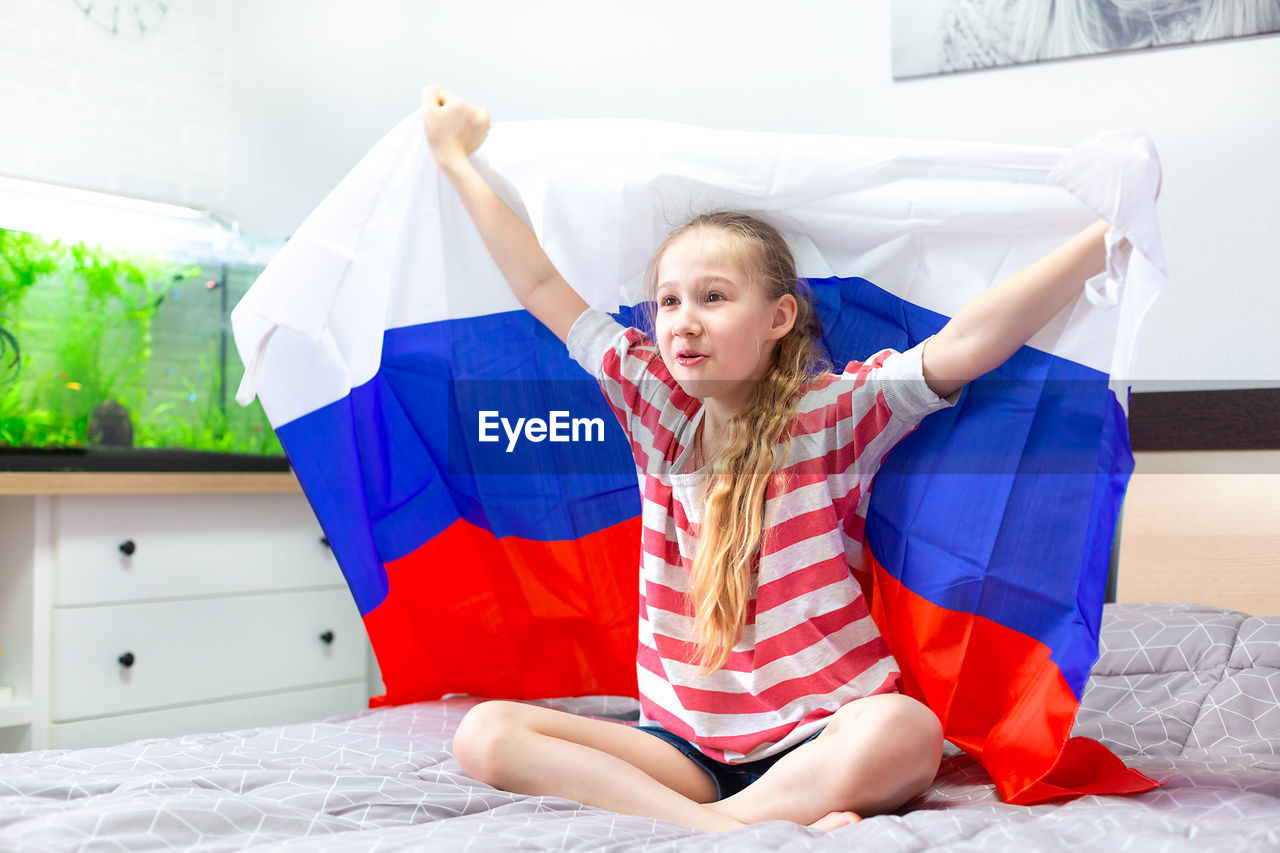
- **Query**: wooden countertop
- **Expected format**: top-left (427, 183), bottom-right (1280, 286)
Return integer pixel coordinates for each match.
top-left (0, 472), bottom-right (302, 494)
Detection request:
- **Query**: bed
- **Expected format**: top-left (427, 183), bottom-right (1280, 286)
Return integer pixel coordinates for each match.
top-left (1, 601), bottom-right (1276, 851)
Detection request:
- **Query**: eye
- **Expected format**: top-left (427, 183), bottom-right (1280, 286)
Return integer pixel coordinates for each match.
top-left (705, 291), bottom-right (724, 302)
top-left (659, 295), bottom-right (678, 307)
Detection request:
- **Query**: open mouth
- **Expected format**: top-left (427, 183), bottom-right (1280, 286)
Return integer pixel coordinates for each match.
top-left (674, 350), bottom-right (708, 367)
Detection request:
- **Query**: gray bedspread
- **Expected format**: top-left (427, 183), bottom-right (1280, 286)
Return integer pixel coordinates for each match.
top-left (2, 603), bottom-right (1277, 851)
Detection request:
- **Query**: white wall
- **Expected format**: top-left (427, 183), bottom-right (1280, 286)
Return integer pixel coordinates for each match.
top-left (4, 0), bottom-right (1279, 386)
top-left (0, 0), bottom-right (233, 214)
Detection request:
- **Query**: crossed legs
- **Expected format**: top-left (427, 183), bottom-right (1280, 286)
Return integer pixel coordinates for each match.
top-left (451, 693), bottom-right (943, 833)
top-left (705, 693), bottom-right (944, 825)
top-left (453, 699), bottom-right (735, 831)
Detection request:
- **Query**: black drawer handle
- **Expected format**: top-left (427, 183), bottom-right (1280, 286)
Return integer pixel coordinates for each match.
top-left (119, 540), bottom-right (136, 556)
top-left (319, 630), bottom-right (334, 645)
top-left (118, 651), bottom-right (135, 668)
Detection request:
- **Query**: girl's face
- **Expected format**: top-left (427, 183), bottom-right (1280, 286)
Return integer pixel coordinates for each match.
top-left (653, 229), bottom-right (794, 406)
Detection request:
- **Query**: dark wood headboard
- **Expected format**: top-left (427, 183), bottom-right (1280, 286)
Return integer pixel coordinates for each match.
top-left (1129, 387), bottom-right (1280, 451)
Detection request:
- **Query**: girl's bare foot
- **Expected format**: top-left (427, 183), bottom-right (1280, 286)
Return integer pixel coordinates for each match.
top-left (808, 810), bottom-right (862, 833)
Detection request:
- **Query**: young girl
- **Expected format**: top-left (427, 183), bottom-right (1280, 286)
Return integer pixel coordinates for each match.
top-left (422, 85), bottom-right (1114, 834)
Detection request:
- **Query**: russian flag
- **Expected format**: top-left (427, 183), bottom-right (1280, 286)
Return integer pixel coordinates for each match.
top-left (232, 114), bottom-right (1164, 804)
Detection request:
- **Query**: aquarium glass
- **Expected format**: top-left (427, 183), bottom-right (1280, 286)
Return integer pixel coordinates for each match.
top-left (0, 225), bottom-right (286, 464)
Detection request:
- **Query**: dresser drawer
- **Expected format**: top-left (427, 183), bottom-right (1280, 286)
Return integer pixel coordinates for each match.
top-left (53, 494), bottom-right (342, 605)
top-left (50, 680), bottom-right (369, 750)
top-left (53, 588), bottom-right (364, 721)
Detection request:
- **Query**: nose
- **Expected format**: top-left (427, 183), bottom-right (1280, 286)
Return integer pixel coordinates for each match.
top-left (670, 302), bottom-right (702, 338)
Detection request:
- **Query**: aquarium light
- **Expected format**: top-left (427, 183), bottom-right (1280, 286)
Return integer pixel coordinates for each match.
top-left (0, 173), bottom-right (237, 252)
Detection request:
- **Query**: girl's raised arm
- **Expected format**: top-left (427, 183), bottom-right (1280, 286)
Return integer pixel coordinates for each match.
top-left (422, 85), bottom-right (588, 344)
top-left (921, 219), bottom-right (1113, 399)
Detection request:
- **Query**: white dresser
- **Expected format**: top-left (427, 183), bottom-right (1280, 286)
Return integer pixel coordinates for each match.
top-left (0, 473), bottom-right (375, 752)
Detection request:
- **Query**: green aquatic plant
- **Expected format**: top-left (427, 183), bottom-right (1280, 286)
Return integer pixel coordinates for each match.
top-left (0, 314), bottom-right (16, 383)
top-left (136, 345), bottom-right (283, 456)
top-left (0, 352), bottom-right (86, 446)
top-left (0, 227), bottom-right (284, 459)
top-left (51, 241), bottom-right (171, 427)
top-left (0, 229), bottom-right (61, 384)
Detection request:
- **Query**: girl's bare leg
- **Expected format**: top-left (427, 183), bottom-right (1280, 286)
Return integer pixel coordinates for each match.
top-left (705, 693), bottom-right (944, 827)
top-left (452, 700), bottom-right (742, 832)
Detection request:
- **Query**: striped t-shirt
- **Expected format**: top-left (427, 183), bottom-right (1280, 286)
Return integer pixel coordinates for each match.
top-left (567, 308), bottom-right (960, 764)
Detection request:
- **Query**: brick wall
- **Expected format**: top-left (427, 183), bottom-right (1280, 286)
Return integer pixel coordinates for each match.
top-left (0, 0), bottom-right (231, 214)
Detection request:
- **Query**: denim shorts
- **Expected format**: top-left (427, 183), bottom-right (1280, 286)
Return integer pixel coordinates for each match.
top-left (635, 724), bottom-right (824, 799)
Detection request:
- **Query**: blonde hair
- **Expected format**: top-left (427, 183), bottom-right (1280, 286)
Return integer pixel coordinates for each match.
top-left (642, 211), bottom-right (831, 675)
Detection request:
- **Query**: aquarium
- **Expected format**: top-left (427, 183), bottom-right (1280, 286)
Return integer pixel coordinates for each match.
top-left (0, 177), bottom-right (287, 471)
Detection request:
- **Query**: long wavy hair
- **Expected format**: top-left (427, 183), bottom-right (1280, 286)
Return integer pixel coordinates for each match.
top-left (642, 212), bottom-right (831, 675)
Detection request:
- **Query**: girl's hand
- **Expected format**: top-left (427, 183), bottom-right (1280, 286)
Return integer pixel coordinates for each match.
top-left (422, 85), bottom-right (490, 165)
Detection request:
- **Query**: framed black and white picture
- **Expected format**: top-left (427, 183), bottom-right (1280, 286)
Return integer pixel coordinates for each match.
top-left (892, 0), bottom-right (1280, 79)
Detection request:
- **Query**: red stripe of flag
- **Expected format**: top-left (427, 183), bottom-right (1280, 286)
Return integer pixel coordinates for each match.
top-left (865, 543), bottom-right (1160, 804)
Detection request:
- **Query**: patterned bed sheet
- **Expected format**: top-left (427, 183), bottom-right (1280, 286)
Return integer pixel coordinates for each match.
top-left (2, 602), bottom-right (1277, 852)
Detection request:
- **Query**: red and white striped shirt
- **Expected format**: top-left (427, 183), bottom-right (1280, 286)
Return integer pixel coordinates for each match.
top-left (568, 308), bottom-right (959, 764)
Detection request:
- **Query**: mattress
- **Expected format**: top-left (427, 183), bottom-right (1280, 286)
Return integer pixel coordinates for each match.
top-left (2, 602), bottom-right (1277, 851)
